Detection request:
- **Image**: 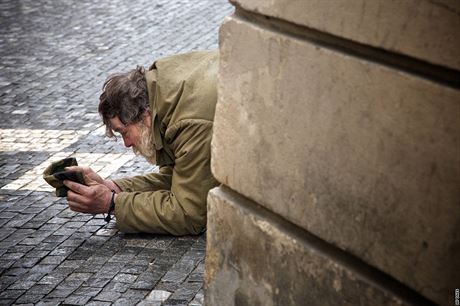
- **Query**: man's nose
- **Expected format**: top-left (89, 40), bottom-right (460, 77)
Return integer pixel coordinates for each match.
top-left (123, 136), bottom-right (133, 148)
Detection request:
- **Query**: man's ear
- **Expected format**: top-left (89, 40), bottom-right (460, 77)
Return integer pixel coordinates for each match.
top-left (143, 109), bottom-right (152, 128)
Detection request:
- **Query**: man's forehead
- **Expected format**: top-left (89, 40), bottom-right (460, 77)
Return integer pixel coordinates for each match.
top-left (109, 117), bottom-right (126, 131)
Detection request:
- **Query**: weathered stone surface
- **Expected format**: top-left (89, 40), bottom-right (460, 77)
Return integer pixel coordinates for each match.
top-left (231, 0), bottom-right (460, 70)
top-left (213, 16), bottom-right (460, 305)
top-left (205, 187), bottom-right (410, 306)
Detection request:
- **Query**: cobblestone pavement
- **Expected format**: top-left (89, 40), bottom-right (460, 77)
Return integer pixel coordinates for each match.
top-left (0, 0), bottom-right (234, 305)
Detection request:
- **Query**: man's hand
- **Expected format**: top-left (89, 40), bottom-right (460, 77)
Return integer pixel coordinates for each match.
top-left (65, 166), bottom-right (122, 192)
top-left (65, 166), bottom-right (104, 184)
top-left (64, 180), bottom-right (113, 214)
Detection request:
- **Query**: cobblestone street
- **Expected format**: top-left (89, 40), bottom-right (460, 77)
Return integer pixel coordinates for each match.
top-left (0, 1), bottom-right (233, 305)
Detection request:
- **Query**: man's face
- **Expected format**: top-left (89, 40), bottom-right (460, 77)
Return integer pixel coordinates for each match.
top-left (109, 116), bottom-right (143, 149)
top-left (109, 116), bottom-right (156, 164)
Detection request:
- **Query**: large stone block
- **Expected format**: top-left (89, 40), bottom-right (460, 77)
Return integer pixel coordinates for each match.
top-left (231, 0), bottom-right (460, 70)
top-left (212, 16), bottom-right (460, 305)
top-left (205, 187), bottom-right (417, 306)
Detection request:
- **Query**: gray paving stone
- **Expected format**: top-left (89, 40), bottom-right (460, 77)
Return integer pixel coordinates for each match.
top-left (85, 301), bottom-right (111, 306)
top-left (62, 294), bottom-right (91, 306)
top-left (37, 224), bottom-right (62, 232)
top-left (0, 275), bottom-right (17, 291)
top-left (0, 0), bottom-right (233, 305)
top-left (122, 288), bottom-right (150, 300)
top-left (60, 238), bottom-right (85, 248)
top-left (169, 282), bottom-right (202, 302)
top-left (38, 275), bottom-right (66, 287)
top-left (2, 252), bottom-right (25, 260)
top-left (162, 299), bottom-right (189, 306)
top-left (130, 265), bottom-right (168, 290)
top-left (19, 237), bottom-right (47, 246)
top-left (154, 282), bottom-right (180, 294)
top-left (65, 272), bottom-right (93, 282)
top-left (57, 260), bottom-right (85, 269)
top-left (26, 284), bottom-right (56, 296)
top-left (102, 281), bottom-right (131, 293)
top-left (113, 273), bottom-right (138, 284)
top-left (49, 246), bottom-right (77, 257)
top-left (186, 262), bottom-right (205, 283)
top-left (121, 263), bottom-right (150, 274)
top-left (40, 255), bottom-right (68, 265)
top-left (4, 214), bottom-right (34, 228)
top-left (0, 219), bottom-right (9, 227)
top-left (0, 289), bottom-right (26, 300)
top-left (15, 293), bottom-right (45, 304)
top-left (83, 277), bottom-right (111, 288)
top-left (34, 241), bottom-right (62, 251)
top-left (113, 297), bottom-right (141, 306)
top-left (4, 267), bottom-right (28, 277)
top-left (0, 221), bottom-right (13, 236)
top-left (46, 288), bottom-right (76, 299)
top-left (72, 286), bottom-right (102, 297)
top-left (29, 264), bottom-right (56, 275)
top-left (62, 221), bottom-right (85, 229)
top-left (93, 290), bottom-right (122, 302)
top-left (56, 279), bottom-right (85, 290)
top-left (136, 301), bottom-right (162, 306)
top-left (0, 299), bottom-right (14, 306)
top-left (188, 289), bottom-right (204, 306)
top-left (42, 235), bottom-right (68, 244)
top-left (35, 298), bottom-right (64, 306)
top-left (12, 257), bottom-right (41, 268)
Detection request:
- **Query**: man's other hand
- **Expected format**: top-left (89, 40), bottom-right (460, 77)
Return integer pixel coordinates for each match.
top-left (64, 180), bottom-right (113, 214)
top-left (65, 166), bottom-right (103, 185)
top-left (65, 166), bottom-right (122, 193)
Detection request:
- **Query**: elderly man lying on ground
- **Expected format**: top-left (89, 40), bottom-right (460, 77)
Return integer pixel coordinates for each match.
top-left (62, 50), bottom-right (219, 235)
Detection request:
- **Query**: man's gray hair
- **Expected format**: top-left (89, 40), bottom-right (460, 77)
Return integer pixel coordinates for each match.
top-left (98, 66), bottom-right (149, 137)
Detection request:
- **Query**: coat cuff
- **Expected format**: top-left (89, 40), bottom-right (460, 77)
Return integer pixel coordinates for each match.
top-left (113, 178), bottom-right (132, 192)
top-left (113, 191), bottom-right (135, 233)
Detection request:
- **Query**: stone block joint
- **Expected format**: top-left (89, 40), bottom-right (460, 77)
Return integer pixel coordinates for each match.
top-left (233, 7), bottom-right (460, 89)
top-left (212, 186), bottom-right (437, 306)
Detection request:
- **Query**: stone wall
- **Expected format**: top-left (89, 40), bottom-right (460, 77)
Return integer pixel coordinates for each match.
top-left (205, 1), bottom-right (460, 305)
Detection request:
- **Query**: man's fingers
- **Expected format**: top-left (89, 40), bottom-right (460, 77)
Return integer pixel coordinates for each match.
top-left (63, 166), bottom-right (101, 185)
top-left (64, 180), bottom-right (92, 196)
top-left (64, 182), bottom-right (110, 215)
top-left (84, 176), bottom-right (99, 186)
top-left (64, 166), bottom-right (84, 172)
top-left (66, 189), bottom-right (92, 206)
top-left (68, 201), bottom-right (87, 213)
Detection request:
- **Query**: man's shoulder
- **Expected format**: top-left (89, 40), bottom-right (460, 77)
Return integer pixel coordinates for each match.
top-left (149, 50), bottom-right (218, 71)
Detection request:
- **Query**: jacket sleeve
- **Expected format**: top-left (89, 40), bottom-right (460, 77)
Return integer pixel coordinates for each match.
top-left (114, 165), bottom-right (173, 192)
top-left (113, 120), bottom-right (218, 235)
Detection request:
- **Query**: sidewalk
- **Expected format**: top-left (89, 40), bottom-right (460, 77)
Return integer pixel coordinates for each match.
top-left (0, 0), bottom-right (233, 305)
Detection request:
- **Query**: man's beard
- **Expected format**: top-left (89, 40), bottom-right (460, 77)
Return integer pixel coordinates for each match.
top-left (132, 123), bottom-right (157, 165)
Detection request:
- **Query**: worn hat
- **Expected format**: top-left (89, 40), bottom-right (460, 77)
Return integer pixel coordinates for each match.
top-left (43, 157), bottom-right (86, 197)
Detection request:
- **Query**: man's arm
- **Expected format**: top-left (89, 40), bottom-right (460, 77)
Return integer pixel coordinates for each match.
top-left (114, 165), bottom-right (173, 192)
top-left (64, 165), bottom-right (172, 215)
top-left (114, 120), bottom-right (218, 235)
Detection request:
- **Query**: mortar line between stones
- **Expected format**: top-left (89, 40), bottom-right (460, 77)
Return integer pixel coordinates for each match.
top-left (232, 7), bottom-right (460, 90)
top-left (215, 185), bottom-right (437, 306)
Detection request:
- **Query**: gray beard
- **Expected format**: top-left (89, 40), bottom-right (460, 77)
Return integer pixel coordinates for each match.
top-left (132, 123), bottom-right (157, 165)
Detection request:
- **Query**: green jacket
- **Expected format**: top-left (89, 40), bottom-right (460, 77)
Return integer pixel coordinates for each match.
top-left (113, 50), bottom-right (219, 235)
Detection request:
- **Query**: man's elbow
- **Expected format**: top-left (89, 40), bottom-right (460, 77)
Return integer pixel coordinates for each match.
top-left (185, 212), bottom-right (207, 235)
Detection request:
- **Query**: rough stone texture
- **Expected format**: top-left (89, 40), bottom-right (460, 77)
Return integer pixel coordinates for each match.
top-left (211, 15), bottom-right (460, 306)
top-left (205, 187), bottom-right (410, 306)
top-left (231, 0), bottom-right (460, 70)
